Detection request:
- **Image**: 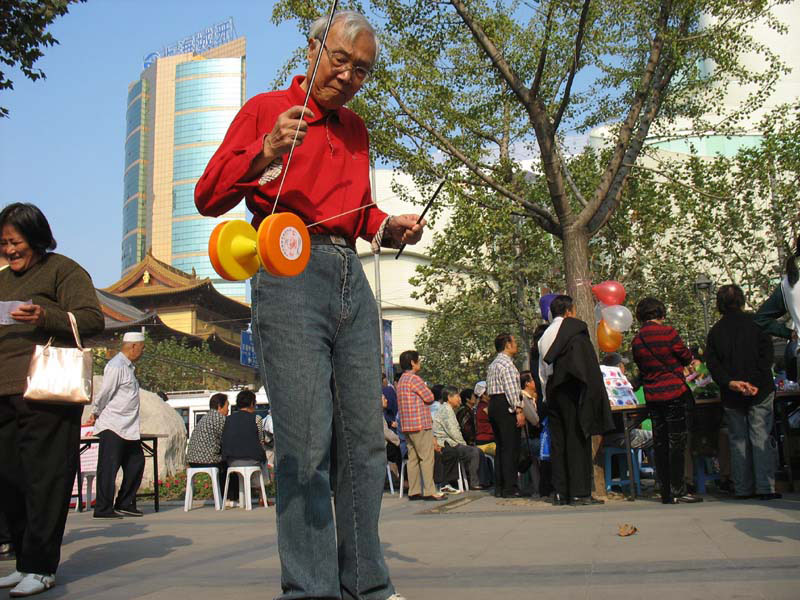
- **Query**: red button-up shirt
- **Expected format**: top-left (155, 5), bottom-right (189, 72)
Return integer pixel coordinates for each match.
top-left (194, 76), bottom-right (387, 241)
top-left (397, 371), bottom-right (434, 433)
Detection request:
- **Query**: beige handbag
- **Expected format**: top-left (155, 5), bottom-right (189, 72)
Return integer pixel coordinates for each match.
top-left (24, 312), bottom-right (93, 405)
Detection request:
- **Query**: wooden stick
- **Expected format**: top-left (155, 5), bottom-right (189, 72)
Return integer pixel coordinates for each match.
top-left (395, 179), bottom-right (445, 259)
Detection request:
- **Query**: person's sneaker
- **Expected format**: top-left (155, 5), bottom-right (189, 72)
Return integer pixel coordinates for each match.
top-left (92, 512), bottom-right (123, 520)
top-left (440, 484), bottom-right (459, 494)
top-left (0, 571), bottom-right (26, 588)
top-left (114, 507), bottom-right (144, 517)
top-left (9, 573), bottom-right (55, 597)
top-left (758, 492), bottom-right (782, 500)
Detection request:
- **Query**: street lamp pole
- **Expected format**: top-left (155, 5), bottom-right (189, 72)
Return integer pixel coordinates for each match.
top-left (693, 273), bottom-right (714, 340)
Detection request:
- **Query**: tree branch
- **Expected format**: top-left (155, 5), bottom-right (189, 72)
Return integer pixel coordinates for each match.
top-left (553, 0), bottom-right (592, 131)
top-left (531, 1), bottom-right (555, 99)
top-left (622, 162), bottom-right (731, 201)
top-left (387, 86), bottom-right (561, 235)
top-left (555, 138), bottom-right (587, 207)
top-left (448, 0), bottom-right (531, 108)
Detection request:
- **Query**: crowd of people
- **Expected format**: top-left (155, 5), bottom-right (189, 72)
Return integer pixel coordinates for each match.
top-left (383, 265), bottom-right (800, 508)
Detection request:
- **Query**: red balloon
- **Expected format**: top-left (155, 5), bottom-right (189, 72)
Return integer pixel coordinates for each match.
top-left (597, 320), bottom-right (623, 352)
top-left (592, 280), bottom-right (626, 306)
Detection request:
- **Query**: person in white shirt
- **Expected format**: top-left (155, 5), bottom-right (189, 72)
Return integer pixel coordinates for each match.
top-left (87, 332), bottom-right (145, 519)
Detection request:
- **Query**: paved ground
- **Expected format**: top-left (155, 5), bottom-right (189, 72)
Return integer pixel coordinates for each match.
top-left (3, 490), bottom-right (800, 599)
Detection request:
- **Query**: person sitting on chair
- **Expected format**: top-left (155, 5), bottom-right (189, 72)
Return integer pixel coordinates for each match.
top-left (186, 393), bottom-right (238, 504)
top-left (432, 386), bottom-right (485, 490)
top-left (221, 390), bottom-right (269, 499)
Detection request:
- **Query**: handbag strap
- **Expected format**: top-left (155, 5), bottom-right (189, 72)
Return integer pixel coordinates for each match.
top-left (638, 327), bottom-right (681, 377)
top-left (67, 312), bottom-right (85, 351)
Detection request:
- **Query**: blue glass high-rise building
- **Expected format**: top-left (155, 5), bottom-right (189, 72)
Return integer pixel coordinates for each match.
top-left (122, 20), bottom-right (247, 301)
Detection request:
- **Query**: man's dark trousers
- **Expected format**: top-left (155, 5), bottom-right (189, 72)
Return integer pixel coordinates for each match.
top-left (94, 430), bottom-right (145, 514)
top-left (488, 394), bottom-right (520, 495)
top-left (549, 387), bottom-right (592, 498)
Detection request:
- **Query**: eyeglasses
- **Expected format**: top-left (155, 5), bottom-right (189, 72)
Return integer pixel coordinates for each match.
top-left (318, 41), bottom-right (372, 82)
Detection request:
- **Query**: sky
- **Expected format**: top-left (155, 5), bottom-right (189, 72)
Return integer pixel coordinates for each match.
top-left (0, 0), bottom-right (304, 287)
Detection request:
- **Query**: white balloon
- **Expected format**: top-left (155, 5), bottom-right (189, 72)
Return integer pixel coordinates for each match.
top-left (594, 302), bottom-right (607, 324)
top-left (602, 304), bottom-right (634, 332)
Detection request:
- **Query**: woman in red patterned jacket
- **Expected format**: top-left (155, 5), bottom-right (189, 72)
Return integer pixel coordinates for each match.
top-left (632, 297), bottom-right (703, 505)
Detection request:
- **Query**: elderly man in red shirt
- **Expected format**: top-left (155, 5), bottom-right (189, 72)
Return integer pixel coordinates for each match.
top-left (195, 11), bottom-right (421, 600)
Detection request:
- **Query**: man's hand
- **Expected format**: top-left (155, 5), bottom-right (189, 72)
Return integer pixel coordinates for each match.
top-left (515, 411), bottom-right (526, 428)
top-left (729, 380), bottom-right (756, 396)
top-left (84, 414), bottom-right (96, 427)
top-left (386, 214), bottom-right (426, 247)
top-left (10, 303), bottom-right (45, 326)
top-left (263, 106), bottom-right (315, 159)
top-left (433, 440), bottom-right (442, 453)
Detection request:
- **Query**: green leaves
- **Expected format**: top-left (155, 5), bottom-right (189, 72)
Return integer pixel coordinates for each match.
top-left (0, 0), bottom-right (86, 117)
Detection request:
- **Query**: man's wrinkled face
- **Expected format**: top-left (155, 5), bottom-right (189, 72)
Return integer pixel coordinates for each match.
top-left (303, 22), bottom-right (376, 110)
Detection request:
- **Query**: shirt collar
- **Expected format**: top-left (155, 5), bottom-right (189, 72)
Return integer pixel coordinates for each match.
top-left (288, 75), bottom-right (341, 124)
top-left (117, 352), bottom-right (133, 368)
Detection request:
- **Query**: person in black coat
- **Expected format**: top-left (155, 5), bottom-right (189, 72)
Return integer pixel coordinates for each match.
top-left (705, 284), bottom-right (780, 500)
top-left (221, 390), bottom-right (268, 498)
top-left (543, 298), bottom-right (614, 505)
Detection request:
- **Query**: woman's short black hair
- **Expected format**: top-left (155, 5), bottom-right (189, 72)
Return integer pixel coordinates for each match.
top-left (716, 284), bottom-right (746, 314)
top-left (0, 203), bottom-right (57, 254)
top-left (635, 297), bottom-right (666, 323)
top-left (460, 388), bottom-right (474, 404)
top-left (209, 393), bottom-right (228, 410)
top-left (549, 295), bottom-right (574, 318)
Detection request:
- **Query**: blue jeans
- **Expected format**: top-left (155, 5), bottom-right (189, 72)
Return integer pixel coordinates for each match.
top-left (251, 244), bottom-right (394, 600)
top-left (724, 393), bottom-right (776, 495)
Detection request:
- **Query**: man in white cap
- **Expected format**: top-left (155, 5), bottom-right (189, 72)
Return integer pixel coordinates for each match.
top-left (87, 332), bottom-right (146, 519)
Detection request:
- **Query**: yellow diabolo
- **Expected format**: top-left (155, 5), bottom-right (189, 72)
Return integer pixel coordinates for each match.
top-left (208, 213), bottom-right (311, 280)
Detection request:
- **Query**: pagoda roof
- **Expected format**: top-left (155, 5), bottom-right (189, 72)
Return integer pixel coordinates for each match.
top-left (101, 250), bottom-right (250, 318)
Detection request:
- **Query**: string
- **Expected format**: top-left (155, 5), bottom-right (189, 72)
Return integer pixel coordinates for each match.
top-left (271, 0), bottom-right (340, 216)
top-left (305, 202), bottom-right (377, 228)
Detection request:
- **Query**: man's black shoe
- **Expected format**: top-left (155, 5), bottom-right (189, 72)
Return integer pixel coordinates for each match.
top-left (674, 494), bottom-right (703, 504)
top-left (552, 494), bottom-right (569, 506)
top-left (732, 494), bottom-right (755, 500)
top-left (115, 507), bottom-right (144, 517)
top-left (407, 494), bottom-right (422, 501)
top-left (570, 496), bottom-right (605, 506)
top-left (92, 512), bottom-right (123, 520)
top-left (501, 491), bottom-right (524, 498)
top-left (758, 492), bottom-right (782, 501)
top-left (471, 484), bottom-right (490, 491)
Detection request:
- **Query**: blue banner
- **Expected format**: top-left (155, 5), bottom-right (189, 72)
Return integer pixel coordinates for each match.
top-left (240, 329), bottom-right (256, 368)
top-left (382, 319), bottom-right (393, 380)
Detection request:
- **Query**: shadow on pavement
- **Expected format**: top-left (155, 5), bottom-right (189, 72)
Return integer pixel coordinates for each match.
top-left (724, 517), bottom-right (800, 542)
top-left (59, 534), bottom-right (192, 579)
top-left (63, 521), bottom-right (149, 544)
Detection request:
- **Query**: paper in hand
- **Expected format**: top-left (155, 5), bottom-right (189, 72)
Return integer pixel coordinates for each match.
top-left (0, 300), bottom-right (32, 325)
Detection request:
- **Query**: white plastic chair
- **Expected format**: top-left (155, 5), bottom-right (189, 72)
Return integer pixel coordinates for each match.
top-left (398, 459), bottom-right (409, 499)
top-left (74, 471), bottom-right (96, 512)
top-left (223, 465), bottom-right (268, 510)
top-left (184, 467), bottom-right (222, 511)
top-left (457, 461), bottom-right (470, 493)
top-left (386, 463), bottom-right (396, 495)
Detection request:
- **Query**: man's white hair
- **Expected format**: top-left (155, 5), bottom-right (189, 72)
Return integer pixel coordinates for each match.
top-left (309, 10), bottom-right (380, 63)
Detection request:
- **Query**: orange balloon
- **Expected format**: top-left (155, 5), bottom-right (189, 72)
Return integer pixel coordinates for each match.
top-left (597, 320), bottom-right (623, 352)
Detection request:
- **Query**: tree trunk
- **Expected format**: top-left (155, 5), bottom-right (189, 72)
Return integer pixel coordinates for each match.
top-left (562, 226), bottom-right (607, 497)
top-left (561, 226), bottom-right (596, 349)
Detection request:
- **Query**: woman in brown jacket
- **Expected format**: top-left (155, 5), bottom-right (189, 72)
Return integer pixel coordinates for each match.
top-left (0, 203), bottom-right (104, 597)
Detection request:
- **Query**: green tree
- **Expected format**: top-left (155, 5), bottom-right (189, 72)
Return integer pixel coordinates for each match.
top-left (0, 0), bottom-right (86, 117)
top-left (94, 336), bottom-right (233, 394)
top-left (272, 0), bottom-right (787, 346)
